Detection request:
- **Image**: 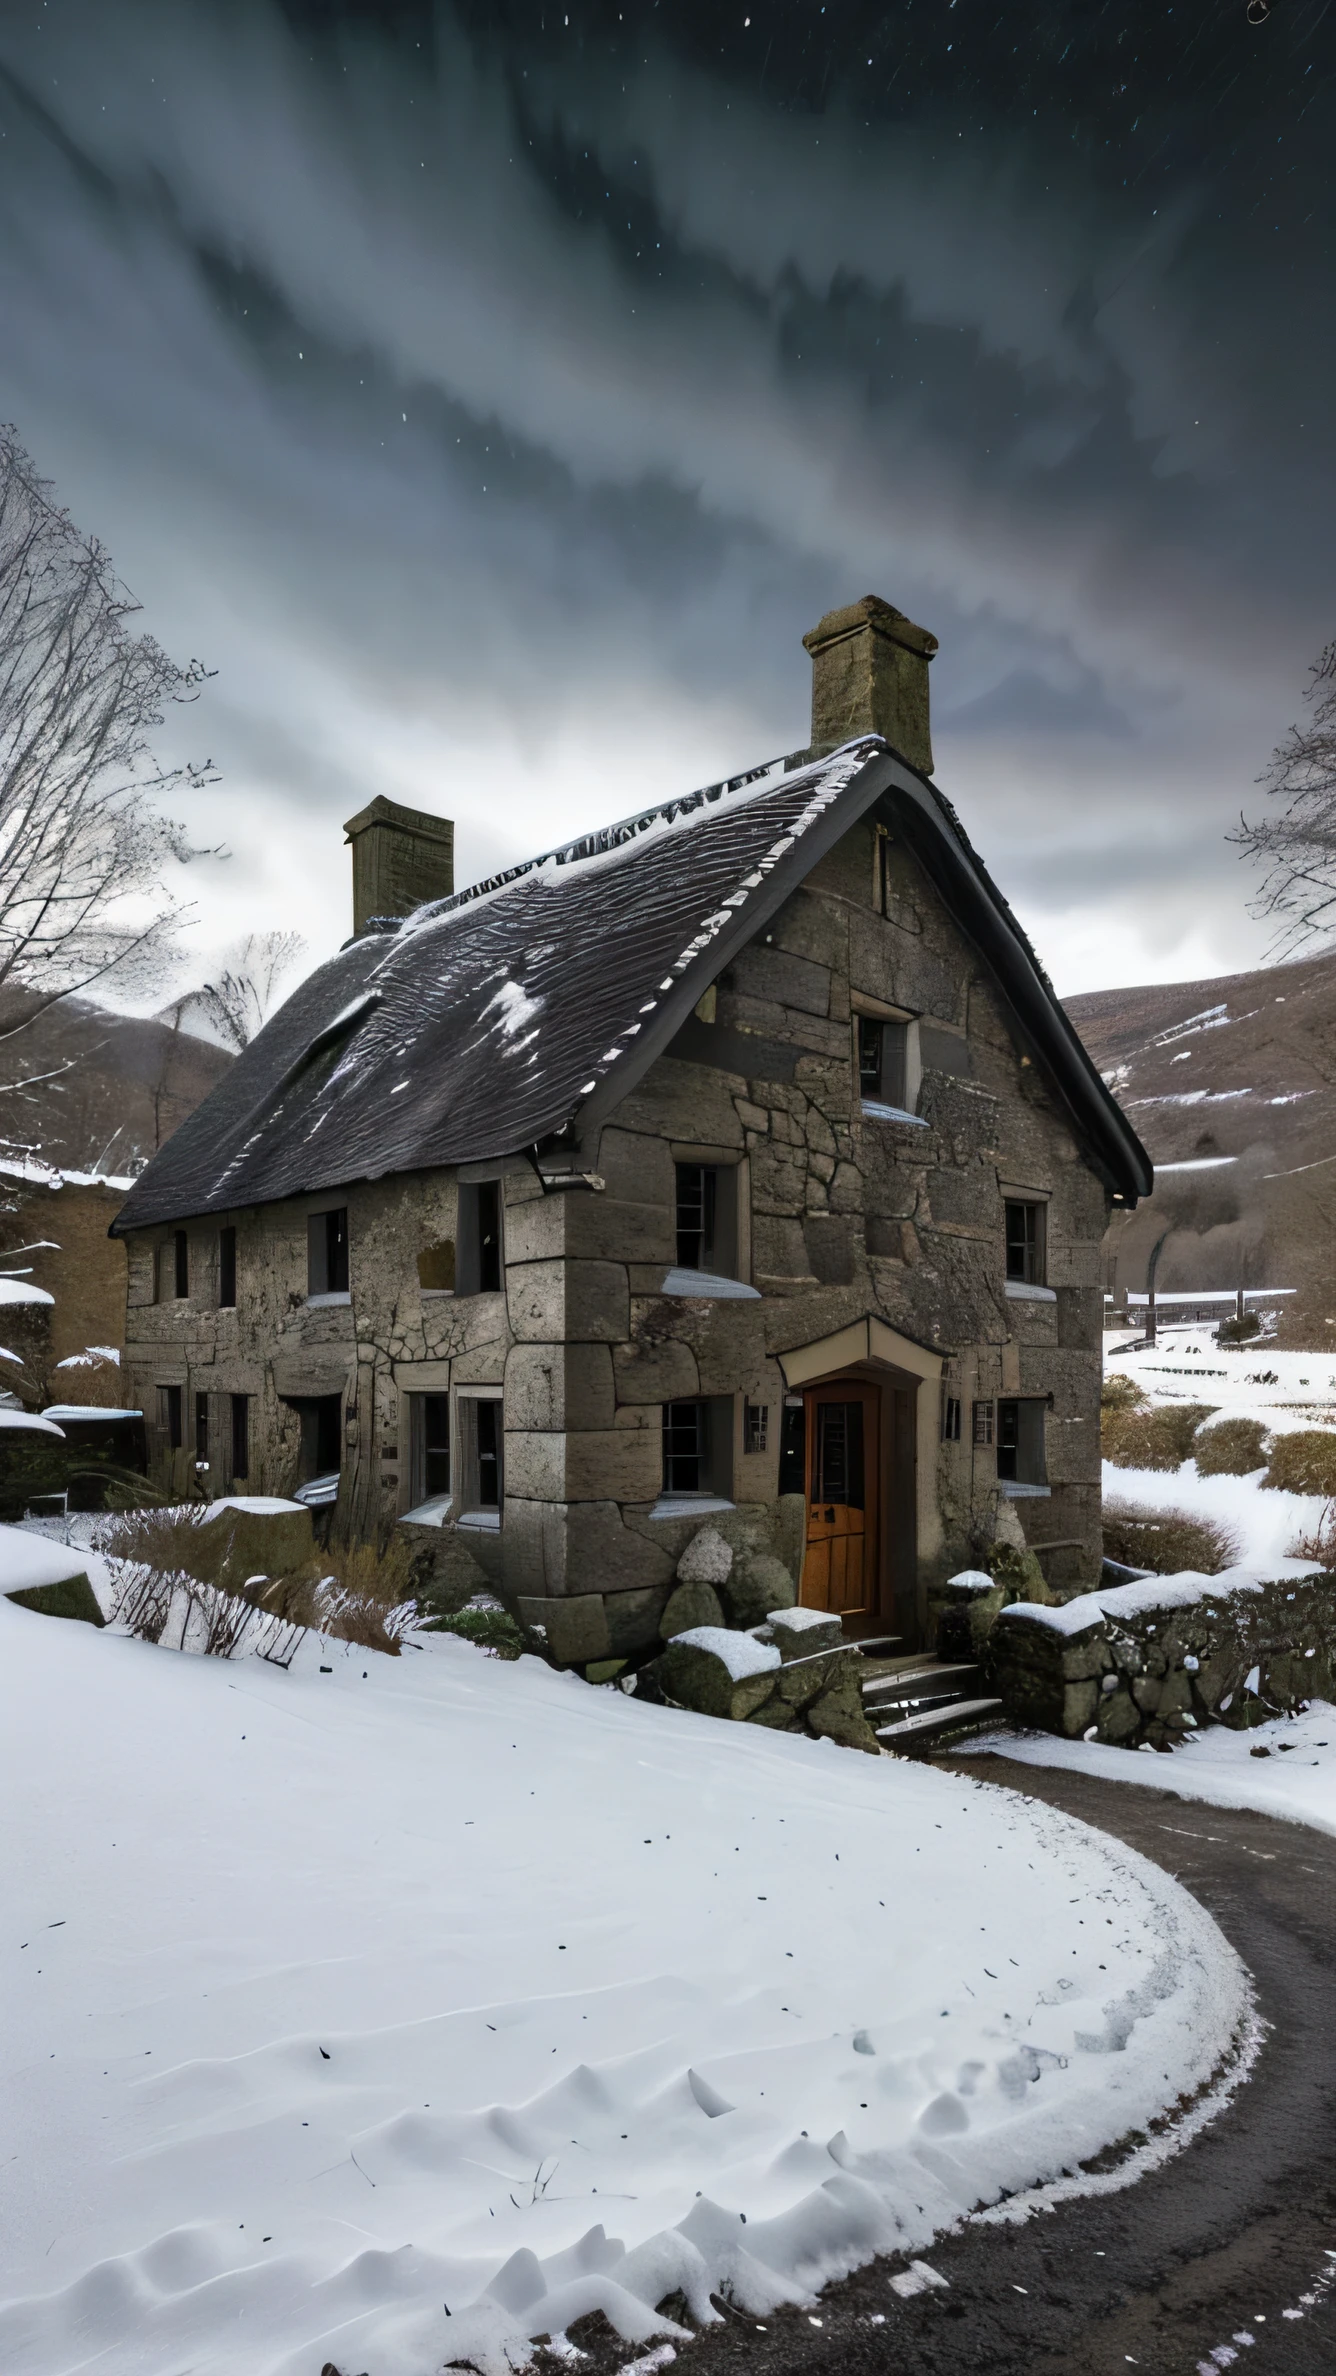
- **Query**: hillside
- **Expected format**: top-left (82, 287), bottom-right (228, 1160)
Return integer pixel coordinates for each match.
top-left (0, 995), bottom-right (233, 1181)
top-left (1065, 950), bottom-right (1336, 1342)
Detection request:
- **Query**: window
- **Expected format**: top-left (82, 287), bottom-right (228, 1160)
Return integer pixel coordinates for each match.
top-left (159, 1384), bottom-right (183, 1451)
top-left (662, 1397), bottom-right (733, 1499)
top-left (412, 1393), bottom-right (451, 1500)
top-left (744, 1399), bottom-right (769, 1455)
top-left (1004, 1200), bottom-right (1046, 1286)
top-left (942, 1394), bottom-right (962, 1443)
top-left (158, 1230), bottom-right (189, 1302)
top-left (778, 1397), bottom-right (806, 1496)
top-left (418, 1239), bottom-right (456, 1292)
top-left (194, 1391), bottom-right (209, 1467)
top-left (674, 1163), bottom-right (738, 1277)
top-left (858, 1016), bottom-right (908, 1111)
top-left (308, 1207), bottom-right (349, 1296)
top-left (972, 1398), bottom-right (994, 1448)
top-left (996, 1398), bottom-right (1048, 1487)
top-left (459, 1396), bottom-right (503, 1513)
top-left (230, 1394), bottom-right (250, 1482)
top-left (218, 1227), bottom-right (237, 1309)
top-left (457, 1182), bottom-right (502, 1294)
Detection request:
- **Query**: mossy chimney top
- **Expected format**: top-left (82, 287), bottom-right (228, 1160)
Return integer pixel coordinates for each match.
top-left (802, 595), bottom-right (938, 775)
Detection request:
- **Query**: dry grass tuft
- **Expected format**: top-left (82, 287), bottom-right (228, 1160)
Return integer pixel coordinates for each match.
top-left (98, 1507), bottom-right (418, 1658)
top-left (1103, 1499), bottom-right (1241, 1576)
top-left (1194, 1416), bottom-right (1271, 1477)
top-left (96, 1502), bottom-right (225, 1581)
top-left (261, 1533), bottom-right (419, 1656)
top-left (1288, 1502), bottom-right (1336, 1570)
top-left (1101, 1402), bottom-right (1216, 1471)
top-left (1262, 1430), bottom-right (1336, 1497)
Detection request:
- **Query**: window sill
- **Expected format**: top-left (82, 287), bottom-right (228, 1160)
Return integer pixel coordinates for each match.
top-left (649, 1494), bottom-right (736, 1520)
top-left (420, 1289), bottom-right (456, 1300)
top-left (998, 1480), bottom-right (1051, 1499)
top-left (860, 1100), bottom-right (927, 1127)
top-left (402, 1494), bottom-right (453, 1528)
top-left (660, 1268), bottom-right (761, 1301)
top-left (305, 1291), bottom-right (352, 1308)
top-left (1004, 1281), bottom-right (1057, 1303)
top-left (457, 1507), bottom-right (501, 1532)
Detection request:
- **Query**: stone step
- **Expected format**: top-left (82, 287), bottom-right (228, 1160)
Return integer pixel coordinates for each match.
top-left (862, 1660), bottom-right (981, 1710)
top-left (875, 1695), bottom-right (1005, 1748)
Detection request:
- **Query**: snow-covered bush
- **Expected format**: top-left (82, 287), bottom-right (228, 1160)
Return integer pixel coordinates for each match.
top-left (1263, 1430), bottom-right (1336, 1497)
top-left (1194, 1417), bottom-right (1271, 1477)
top-left (1103, 1498), bottom-right (1240, 1576)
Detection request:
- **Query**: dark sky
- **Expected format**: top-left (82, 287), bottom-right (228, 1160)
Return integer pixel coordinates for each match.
top-left (1, 0), bottom-right (1332, 994)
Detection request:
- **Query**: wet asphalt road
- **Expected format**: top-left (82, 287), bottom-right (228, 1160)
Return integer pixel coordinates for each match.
top-left (565, 1758), bottom-right (1336, 2376)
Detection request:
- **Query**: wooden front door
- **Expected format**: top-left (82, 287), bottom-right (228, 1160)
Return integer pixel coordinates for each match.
top-left (800, 1383), bottom-right (879, 1618)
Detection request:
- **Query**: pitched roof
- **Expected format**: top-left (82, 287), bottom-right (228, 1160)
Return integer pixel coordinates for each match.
top-left (113, 738), bottom-right (1151, 1233)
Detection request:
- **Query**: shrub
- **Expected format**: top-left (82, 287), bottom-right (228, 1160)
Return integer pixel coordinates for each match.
top-left (1103, 1500), bottom-right (1241, 1576)
top-left (99, 1509), bottom-right (419, 1658)
top-left (1263, 1430), bottom-right (1336, 1497)
top-left (1101, 1402), bottom-right (1215, 1471)
top-left (1194, 1417), bottom-right (1270, 1477)
top-left (1216, 1313), bottom-right (1262, 1346)
top-left (97, 1502), bottom-right (226, 1582)
top-left (1289, 1503), bottom-right (1336, 1570)
top-left (425, 1604), bottom-right (527, 1659)
top-left (1102, 1372), bottom-right (1148, 1413)
top-left (47, 1350), bottom-right (129, 1408)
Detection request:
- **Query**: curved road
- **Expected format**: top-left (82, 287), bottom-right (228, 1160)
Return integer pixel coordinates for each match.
top-left (566, 1759), bottom-right (1336, 2376)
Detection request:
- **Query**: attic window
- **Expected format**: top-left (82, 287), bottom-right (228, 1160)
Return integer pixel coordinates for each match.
top-left (858, 1016), bottom-right (907, 1111)
top-left (675, 1163), bottom-right (738, 1278)
top-left (308, 1207), bottom-right (349, 1297)
top-left (457, 1183), bottom-right (502, 1294)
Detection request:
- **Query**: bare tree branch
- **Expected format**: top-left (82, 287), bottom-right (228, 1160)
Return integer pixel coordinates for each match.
top-left (0, 424), bottom-right (220, 1039)
top-left (1232, 640), bottom-right (1336, 955)
top-left (174, 931), bottom-right (308, 1054)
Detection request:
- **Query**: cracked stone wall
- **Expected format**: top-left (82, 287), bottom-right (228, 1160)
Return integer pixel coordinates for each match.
top-left (122, 813), bottom-right (1110, 1647)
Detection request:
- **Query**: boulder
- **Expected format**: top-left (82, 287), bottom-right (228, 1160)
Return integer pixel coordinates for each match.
top-left (659, 1626), bottom-right (780, 1720)
top-left (720, 1553), bottom-right (797, 1630)
top-left (806, 1663), bottom-right (881, 1754)
top-left (516, 1593), bottom-right (610, 1666)
top-left (660, 1578), bottom-right (725, 1640)
top-left (676, 1525), bottom-right (733, 1588)
top-left (769, 1606), bottom-right (842, 1660)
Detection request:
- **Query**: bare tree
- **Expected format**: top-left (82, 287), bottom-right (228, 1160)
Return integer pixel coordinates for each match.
top-left (1234, 640), bottom-right (1336, 953)
top-left (174, 930), bottom-right (307, 1054)
top-left (0, 426), bottom-right (218, 1041)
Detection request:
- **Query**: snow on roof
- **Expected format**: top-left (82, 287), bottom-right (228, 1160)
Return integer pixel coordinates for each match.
top-left (113, 735), bottom-right (1151, 1232)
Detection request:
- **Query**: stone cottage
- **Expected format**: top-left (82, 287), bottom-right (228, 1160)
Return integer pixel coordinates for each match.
top-left (113, 598), bottom-right (1151, 1660)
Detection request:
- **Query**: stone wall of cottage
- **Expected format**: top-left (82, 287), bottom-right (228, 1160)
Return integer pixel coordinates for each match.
top-left (122, 814), bottom-right (1110, 1647)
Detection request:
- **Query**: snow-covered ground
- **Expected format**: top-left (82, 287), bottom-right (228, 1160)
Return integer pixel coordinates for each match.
top-left (979, 1702), bottom-right (1336, 1840)
top-left (1102, 1325), bottom-right (1336, 1572)
top-left (1, 1583), bottom-right (1248, 2376)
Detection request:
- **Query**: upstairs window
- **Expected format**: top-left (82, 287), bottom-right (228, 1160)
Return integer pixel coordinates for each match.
top-left (158, 1383), bottom-right (183, 1451)
top-left (996, 1397), bottom-right (1048, 1487)
top-left (218, 1227), bottom-right (237, 1309)
top-left (308, 1207), bottom-right (349, 1297)
top-left (674, 1163), bottom-right (738, 1278)
top-left (1004, 1200), bottom-right (1046, 1286)
top-left (858, 1016), bottom-right (908, 1111)
top-left (457, 1182), bottom-right (502, 1294)
top-left (157, 1231), bottom-right (189, 1302)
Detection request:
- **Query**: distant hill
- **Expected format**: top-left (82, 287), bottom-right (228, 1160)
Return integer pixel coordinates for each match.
top-left (1065, 951), bottom-right (1336, 1344)
top-left (0, 994), bottom-right (233, 1181)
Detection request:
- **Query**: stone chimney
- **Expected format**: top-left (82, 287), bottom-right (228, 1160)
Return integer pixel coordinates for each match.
top-left (344, 796), bottom-right (455, 936)
top-left (803, 595), bottom-right (938, 774)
